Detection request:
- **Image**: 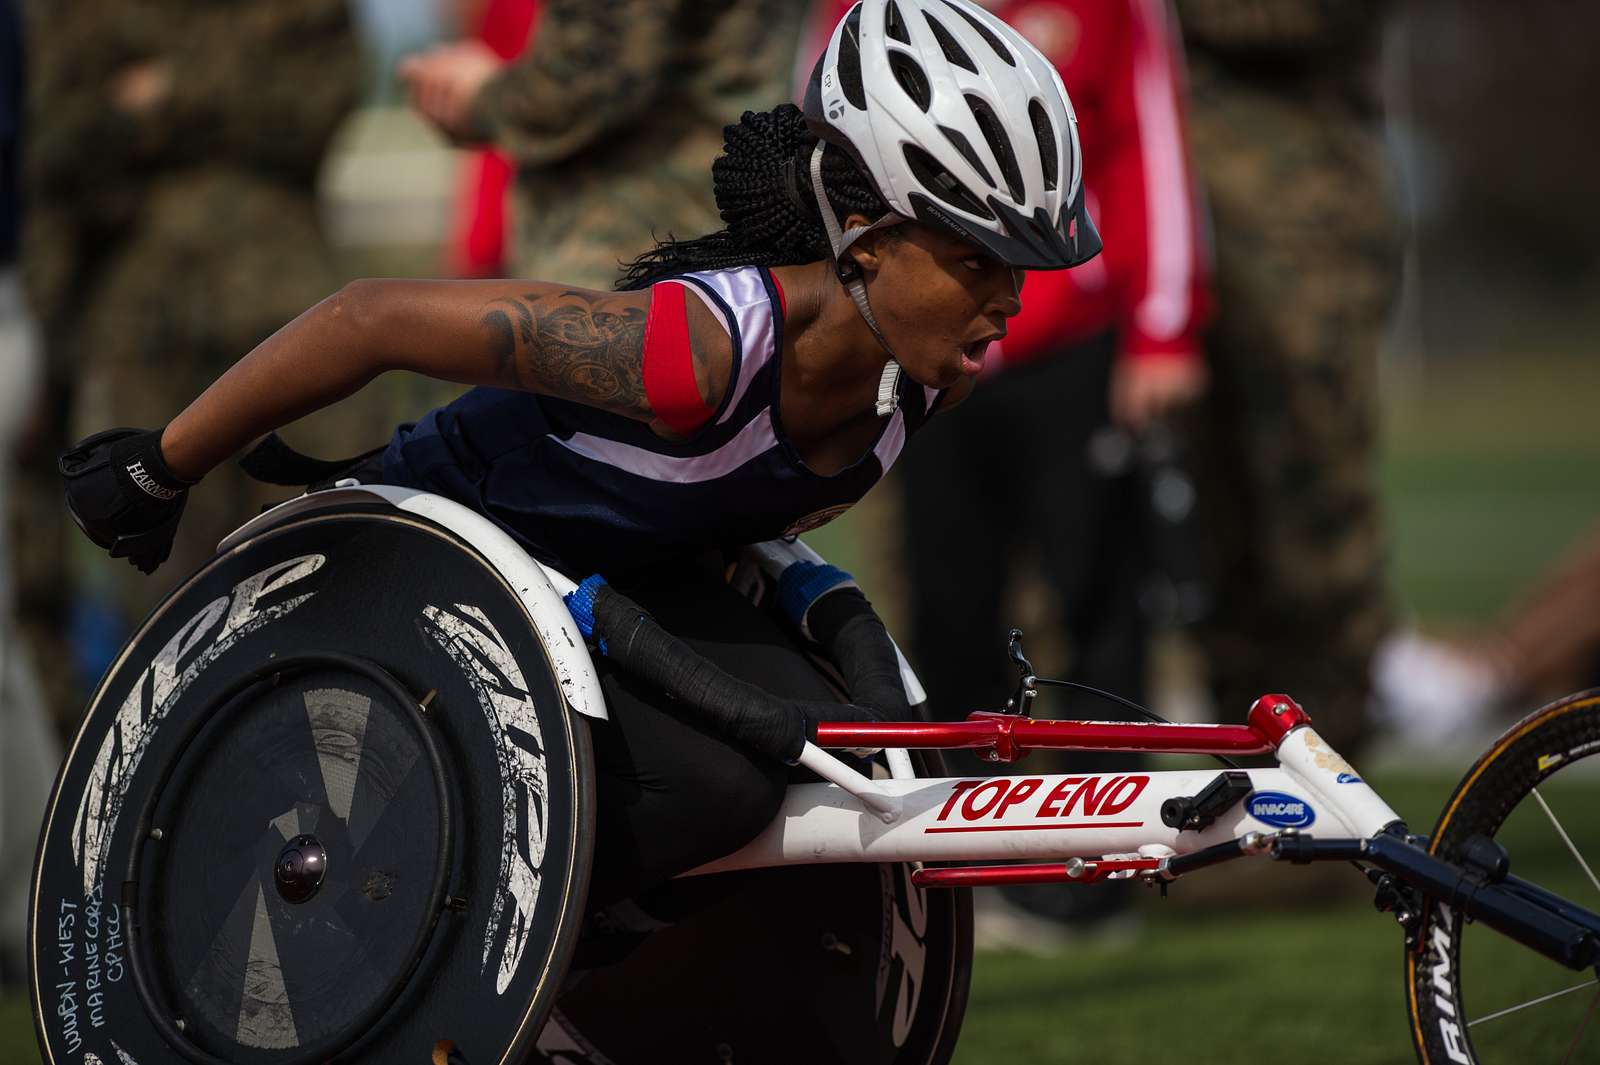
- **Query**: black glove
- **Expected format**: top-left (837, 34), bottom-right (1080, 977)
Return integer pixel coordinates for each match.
top-left (60, 428), bottom-right (197, 575)
top-left (806, 588), bottom-right (916, 722)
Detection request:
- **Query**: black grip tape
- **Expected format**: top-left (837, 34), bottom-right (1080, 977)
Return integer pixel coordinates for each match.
top-left (590, 585), bottom-right (881, 763)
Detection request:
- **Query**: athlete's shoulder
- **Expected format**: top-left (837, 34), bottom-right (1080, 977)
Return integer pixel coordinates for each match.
top-left (640, 276), bottom-right (738, 440)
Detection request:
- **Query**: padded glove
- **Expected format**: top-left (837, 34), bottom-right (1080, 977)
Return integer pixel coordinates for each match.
top-left (807, 587), bottom-right (916, 722)
top-left (60, 428), bottom-right (197, 575)
top-left (774, 560), bottom-right (859, 640)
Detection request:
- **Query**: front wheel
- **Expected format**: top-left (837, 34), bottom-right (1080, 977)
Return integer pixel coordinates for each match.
top-left (1405, 688), bottom-right (1600, 1064)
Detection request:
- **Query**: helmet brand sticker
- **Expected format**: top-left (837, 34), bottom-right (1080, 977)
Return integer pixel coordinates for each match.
top-left (1247, 791), bottom-right (1316, 829)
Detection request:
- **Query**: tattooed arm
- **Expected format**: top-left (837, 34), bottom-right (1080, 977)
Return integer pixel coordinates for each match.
top-left (476, 285), bottom-right (652, 412)
top-left (160, 278), bottom-right (732, 480)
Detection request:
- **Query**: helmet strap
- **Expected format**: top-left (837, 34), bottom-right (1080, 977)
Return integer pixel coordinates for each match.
top-left (808, 143), bottom-right (904, 417)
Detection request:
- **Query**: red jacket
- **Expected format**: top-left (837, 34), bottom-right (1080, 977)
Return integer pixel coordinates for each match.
top-left (448, 0), bottom-right (538, 277)
top-left (812, 0), bottom-right (1211, 368)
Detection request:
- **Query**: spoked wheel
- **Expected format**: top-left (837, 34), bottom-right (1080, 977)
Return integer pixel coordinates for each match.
top-left (1406, 688), bottom-right (1600, 1064)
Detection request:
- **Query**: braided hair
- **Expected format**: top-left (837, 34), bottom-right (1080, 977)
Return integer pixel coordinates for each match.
top-left (617, 104), bottom-right (891, 290)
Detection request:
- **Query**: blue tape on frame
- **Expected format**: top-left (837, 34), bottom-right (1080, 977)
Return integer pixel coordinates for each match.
top-left (563, 573), bottom-right (609, 655)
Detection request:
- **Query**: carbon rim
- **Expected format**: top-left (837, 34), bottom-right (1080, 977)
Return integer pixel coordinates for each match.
top-left (1406, 690), bottom-right (1600, 1064)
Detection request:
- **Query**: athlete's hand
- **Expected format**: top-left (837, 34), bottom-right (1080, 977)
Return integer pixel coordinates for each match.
top-left (60, 428), bottom-right (197, 575)
top-left (804, 586), bottom-right (918, 723)
top-left (844, 683), bottom-right (913, 725)
top-left (1110, 352), bottom-right (1207, 432)
top-left (398, 40), bottom-right (503, 145)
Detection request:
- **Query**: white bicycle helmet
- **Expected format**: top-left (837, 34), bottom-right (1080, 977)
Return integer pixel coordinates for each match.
top-left (800, 0), bottom-right (1100, 414)
top-left (803, 0), bottom-right (1101, 273)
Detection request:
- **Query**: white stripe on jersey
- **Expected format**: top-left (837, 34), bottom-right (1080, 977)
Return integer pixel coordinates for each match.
top-left (555, 408), bottom-right (779, 484)
top-left (673, 280), bottom-right (732, 335)
top-left (873, 408), bottom-right (909, 471)
top-left (688, 267), bottom-right (779, 426)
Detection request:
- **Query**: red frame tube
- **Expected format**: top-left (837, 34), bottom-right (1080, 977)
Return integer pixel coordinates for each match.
top-left (813, 709), bottom-right (1278, 761)
top-left (911, 857), bottom-right (1164, 888)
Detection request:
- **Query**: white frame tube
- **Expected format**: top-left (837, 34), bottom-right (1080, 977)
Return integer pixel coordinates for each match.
top-left (693, 734), bottom-right (1402, 875)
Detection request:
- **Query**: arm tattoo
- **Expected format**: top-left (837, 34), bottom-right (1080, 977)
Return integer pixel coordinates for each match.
top-left (481, 290), bottom-right (649, 417)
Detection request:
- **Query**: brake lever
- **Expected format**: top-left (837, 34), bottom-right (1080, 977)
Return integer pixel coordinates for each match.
top-left (1005, 628), bottom-right (1037, 717)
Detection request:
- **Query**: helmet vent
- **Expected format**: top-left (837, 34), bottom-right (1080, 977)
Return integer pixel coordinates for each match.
top-left (941, 1), bottom-right (1016, 67)
top-left (966, 94), bottom-right (1024, 203)
top-left (1028, 99), bottom-right (1058, 191)
top-left (937, 125), bottom-right (994, 187)
top-left (903, 143), bottom-right (995, 220)
top-left (838, 6), bottom-right (868, 110)
top-left (885, 1), bottom-right (911, 44)
top-left (889, 51), bottom-right (932, 111)
top-left (923, 12), bottom-right (978, 73)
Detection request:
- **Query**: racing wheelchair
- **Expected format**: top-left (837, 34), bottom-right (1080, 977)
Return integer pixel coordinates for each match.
top-left (28, 486), bottom-right (1600, 1064)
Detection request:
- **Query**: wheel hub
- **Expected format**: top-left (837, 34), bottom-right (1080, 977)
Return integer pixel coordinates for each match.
top-left (274, 834), bottom-right (328, 904)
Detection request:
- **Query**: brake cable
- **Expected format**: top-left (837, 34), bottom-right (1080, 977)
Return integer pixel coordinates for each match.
top-left (1005, 629), bottom-right (1242, 770)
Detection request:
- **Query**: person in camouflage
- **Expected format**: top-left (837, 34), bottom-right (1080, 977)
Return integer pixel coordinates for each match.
top-left (19, 0), bottom-right (361, 721)
top-left (401, 0), bottom-right (805, 291)
top-left (1176, 0), bottom-right (1400, 757)
top-left (0, 0), bottom-right (59, 988)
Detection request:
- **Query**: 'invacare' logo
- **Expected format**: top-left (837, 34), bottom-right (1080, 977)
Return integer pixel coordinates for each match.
top-left (1247, 791), bottom-right (1315, 829)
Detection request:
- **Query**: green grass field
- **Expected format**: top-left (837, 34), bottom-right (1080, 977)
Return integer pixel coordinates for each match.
top-left (0, 995), bottom-right (33, 1065)
top-left (5, 355), bottom-right (1596, 1062)
top-left (1378, 353), bottom-right (1600, 625)
top-left (958, 910), bottom-right (1413, 1064)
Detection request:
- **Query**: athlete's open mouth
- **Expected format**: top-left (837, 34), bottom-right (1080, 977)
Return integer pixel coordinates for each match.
top-left (960, 335), bottom-right (1002, 375)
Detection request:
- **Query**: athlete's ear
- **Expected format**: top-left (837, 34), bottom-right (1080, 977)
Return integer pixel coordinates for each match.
top-left (841, 212), bottom-right (891, 275)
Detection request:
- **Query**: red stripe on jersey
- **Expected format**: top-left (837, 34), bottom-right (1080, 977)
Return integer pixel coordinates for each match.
top-left (642, 281), bottom-right (713, 436)
top-left (770, 272), bottom-right (787, 319)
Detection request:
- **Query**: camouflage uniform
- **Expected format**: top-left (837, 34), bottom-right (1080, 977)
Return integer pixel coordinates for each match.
top-left (468, 0), bottom-right (806, 290)
top-left (19, 0), bottom-right (361, 721)
top-left (1177, 0), bottom-right (1400, 756)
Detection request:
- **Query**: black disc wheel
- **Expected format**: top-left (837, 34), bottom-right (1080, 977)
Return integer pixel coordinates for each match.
top-left (1406, 689), bottom-right (1600, 1064)
top-left (126, 656), bottom-right (454, 1065)
top-left (30, 501), bottom-right (594, 1065)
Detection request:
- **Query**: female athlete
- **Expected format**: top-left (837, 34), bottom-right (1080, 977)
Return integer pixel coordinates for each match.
top-left (60, 0), bottom-right (1101, 909)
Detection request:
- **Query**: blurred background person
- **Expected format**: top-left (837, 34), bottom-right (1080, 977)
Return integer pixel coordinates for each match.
top-left (0, 0), bottom-right (58, 991)
top-left (442, 0), bottom-right (538, 278)
top-left (870, 0), bottom-right (1210, 943)
top-left (18, 0), bottom-right (363, 720)
top-left (399, 0), bottom-right (806, 291)
top-left (1178, 0), bottom-right (1399, 760)
top-left (1376, 520), bottom-right (1600, 742)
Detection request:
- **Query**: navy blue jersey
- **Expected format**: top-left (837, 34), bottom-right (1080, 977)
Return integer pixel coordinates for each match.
top-left (383, 266), bottom-right (945, 575)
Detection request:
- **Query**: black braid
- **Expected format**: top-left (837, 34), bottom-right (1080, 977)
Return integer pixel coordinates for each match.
top-left (616, 104), bottom-right (890, 290)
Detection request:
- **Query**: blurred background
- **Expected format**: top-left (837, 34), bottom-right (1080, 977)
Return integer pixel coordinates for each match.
top-left (2, 1), bottom-right (1597, 1062)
